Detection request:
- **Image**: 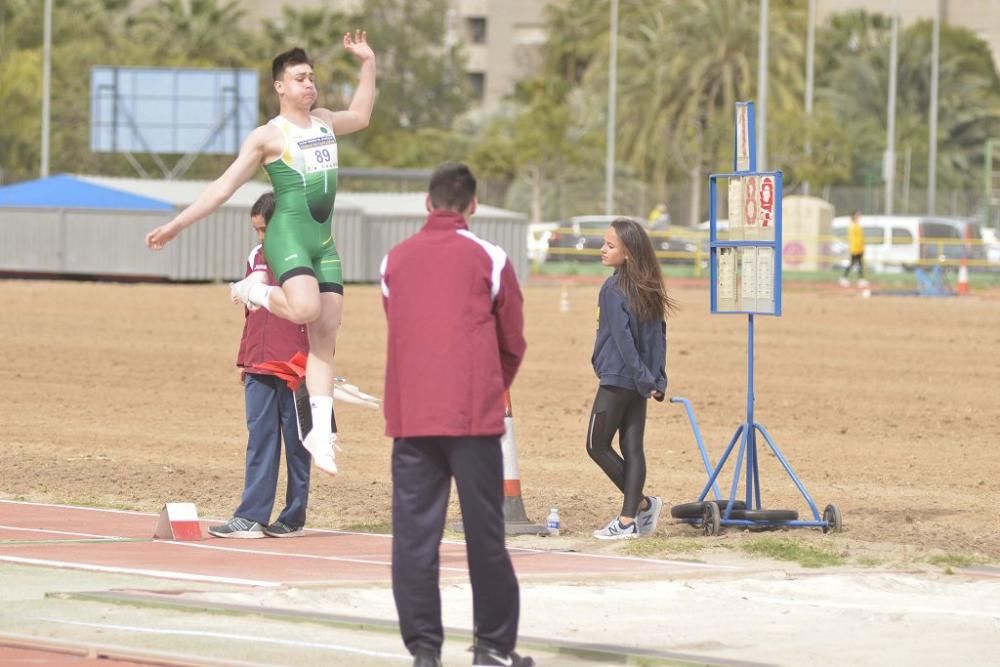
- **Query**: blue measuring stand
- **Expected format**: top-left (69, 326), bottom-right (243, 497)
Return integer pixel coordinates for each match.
top-left (671, 101), bottom-right (841, 535)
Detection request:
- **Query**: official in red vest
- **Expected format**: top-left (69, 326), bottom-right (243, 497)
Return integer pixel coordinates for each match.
top-left (380, 163), bottom-right (532, 667)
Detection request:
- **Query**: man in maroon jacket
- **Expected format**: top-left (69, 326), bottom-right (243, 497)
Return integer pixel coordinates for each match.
top-left (209, 192), bottom-right (312, 539)
top-left (380, 163), bottom-right (531, 667)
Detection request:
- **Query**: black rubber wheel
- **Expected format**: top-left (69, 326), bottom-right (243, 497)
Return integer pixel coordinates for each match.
top-left (822, 504), bottom-right (843, 533)
top-left (670, 500), bottom-right (747, 519)
top-left (726, 508), bottom-right (799, 522)
top-left (702, 501), bottom-right (721, 536)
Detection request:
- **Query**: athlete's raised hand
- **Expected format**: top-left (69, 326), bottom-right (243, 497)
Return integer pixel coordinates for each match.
top-left (343, 30), bottom-right (374, 61)
top-left (146, 221), bottom-right (181, 250)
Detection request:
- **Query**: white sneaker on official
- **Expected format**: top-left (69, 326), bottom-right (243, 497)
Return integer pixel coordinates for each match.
top-left (230, 271), bottom-right (267, 310)
top-left (838, 277), bottom-right (850, 288)
top-left (592, 517), bottom-right (638, 540)
top-left (303, 431), bottom-right (338, 475)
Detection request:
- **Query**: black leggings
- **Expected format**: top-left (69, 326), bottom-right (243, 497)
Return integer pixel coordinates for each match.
top-left (843, 253), bottom-right (864, 278)
top-left (586, 385), bottom-right (647, 518)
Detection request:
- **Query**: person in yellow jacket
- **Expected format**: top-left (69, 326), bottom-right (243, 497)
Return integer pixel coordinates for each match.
top-left (840, 211), bottom-right (868, 287)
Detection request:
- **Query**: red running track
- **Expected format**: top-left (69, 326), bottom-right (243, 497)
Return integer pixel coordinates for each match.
top-left (0, 499), bottom-right (732, 588)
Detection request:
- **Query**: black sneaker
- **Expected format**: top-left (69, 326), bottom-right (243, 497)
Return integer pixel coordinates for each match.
top-left (263, 520), bottom-right (304, 538)
top-left (208, 517), bottom-right (265, 539)
top-left (412, 646), bottom-right (442, 667)
top-left (471, 646), bottom-right (535, 666)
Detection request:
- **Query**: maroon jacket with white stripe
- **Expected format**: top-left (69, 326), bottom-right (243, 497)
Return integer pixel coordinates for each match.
top-left (380, 209), bottom-right (526, 438)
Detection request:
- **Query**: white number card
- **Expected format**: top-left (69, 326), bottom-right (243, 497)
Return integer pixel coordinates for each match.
top-left (299, 136), bottom-right (339, 174)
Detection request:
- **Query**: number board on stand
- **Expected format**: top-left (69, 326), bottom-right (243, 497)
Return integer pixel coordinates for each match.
top-left (709, 101), bottom-right (783, 316)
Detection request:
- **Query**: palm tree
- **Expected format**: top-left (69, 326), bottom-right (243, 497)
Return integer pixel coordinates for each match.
top-left (262, 6), bottom-right (353, 111)
top-left (128, 0), bottom-right (248, 65)
top-left (541, 0), bottom-right (621, 85)
top-left (820, 16), bottom-right (1000, 196)
top-left (582, 0), bottom-right (805, 222)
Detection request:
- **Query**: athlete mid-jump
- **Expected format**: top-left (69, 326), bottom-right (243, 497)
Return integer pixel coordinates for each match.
top-left (146, 32), bottom-right (376, 476)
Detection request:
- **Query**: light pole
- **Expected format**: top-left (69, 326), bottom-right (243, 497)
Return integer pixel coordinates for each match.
top-left (885, 1), bottom-right (899, 215)
top-left (41, 0), bottom-right (52, 178)
top-left (928, 0), bottom-right (941, 215)
top-left (757, 0), bottom-right (769, 171)
top-left (803, 0), bottom-right (815, 196)
top-left (605, 0), bottom-right (619, 215)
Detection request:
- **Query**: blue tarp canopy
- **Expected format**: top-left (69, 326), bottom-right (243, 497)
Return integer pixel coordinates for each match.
top-left (0, 174), bottom-right (174, 210)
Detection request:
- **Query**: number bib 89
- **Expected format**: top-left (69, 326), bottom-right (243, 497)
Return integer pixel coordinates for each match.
top-left (298, 136), bottom-right (339, 174)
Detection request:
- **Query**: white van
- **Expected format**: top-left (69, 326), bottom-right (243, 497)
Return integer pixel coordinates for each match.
top-left (831, 215), bottom-right (969, 272)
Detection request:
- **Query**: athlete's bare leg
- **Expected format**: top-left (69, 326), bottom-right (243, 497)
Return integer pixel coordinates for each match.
top-left (258, 274), bottom-right (323, 325)
top-left (298, 291), bottom-right (342, 474)
top-left (304, 291), bottom-right (342, 399)
top-left (237, 274), bottom-right (342, 474)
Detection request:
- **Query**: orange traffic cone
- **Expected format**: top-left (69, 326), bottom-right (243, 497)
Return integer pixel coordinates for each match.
top-left (559, 282), bottom-right (570, 313)
top-left (957, 262), bottom-right (970, 296)
top-left (452, 392), bottom-right (549, 536)
top-left (498, 392), bottom-right (549, 536)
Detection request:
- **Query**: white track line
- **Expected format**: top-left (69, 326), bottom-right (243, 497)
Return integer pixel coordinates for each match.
top-left (42, 619), bottom-right (410, 661)
top-left (2, 499), bottom-right (737, 572)
top-left (158, 540), bottom-right (470, 574)
top-left (0, 556), bottom-right (279, 587)
top-left (0, 499), bottom-right (158, 516)
top-left (0, 525), bottom-right (129, 540)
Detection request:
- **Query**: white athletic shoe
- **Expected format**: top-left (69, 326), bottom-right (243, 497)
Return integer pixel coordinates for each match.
top-left (838, 277), bottom-right (850, 288)
top-left (857, 279), bottom-right (870, 289)
top-left (303, 431), bottom-right (338, 475)
top-left (333, 378), bottom-right (381, 409)
top-left (230, 271), bottom-right (267, 311)
top-left (592, 517), bottom-right (639, 540)
top-left (636, 496), bottom-right (663, 536)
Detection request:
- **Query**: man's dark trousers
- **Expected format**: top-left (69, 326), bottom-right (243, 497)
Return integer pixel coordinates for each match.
top-left (235, 373), bottom-right (310, 527)
top-left (391, 436), bottom-right (520, 655)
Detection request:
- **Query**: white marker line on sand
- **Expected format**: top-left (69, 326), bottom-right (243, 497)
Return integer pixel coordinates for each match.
top-left (0, 555), bottom-right (279, 587)
top-left (43, 619), bottom-right (410, 661)
top-left (752, 595), bottom-right (1000, 619)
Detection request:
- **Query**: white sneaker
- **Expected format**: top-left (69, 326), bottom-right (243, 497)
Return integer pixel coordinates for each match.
top-left (230, 271), bottom-right (267, 310)
top-left (592, 517), bottom-right (639, 540)
top-left (303, 431), bottom-right (338, 475)
top-left (857, 279), bottom-right (870, 288)
top-left (635, 496), bottom-right (663, 536)
top-left (838, 277), bottom-right (850, 288)
top-left (333, 378), bottom-right (381, 409)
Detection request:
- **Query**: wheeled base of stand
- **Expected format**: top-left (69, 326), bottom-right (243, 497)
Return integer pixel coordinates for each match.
top-left (670, 397), bottom-right (842, 536)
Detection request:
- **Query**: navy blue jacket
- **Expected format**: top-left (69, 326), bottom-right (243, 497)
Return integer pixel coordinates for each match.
top-left (591, 274), bottom-right (667, 396)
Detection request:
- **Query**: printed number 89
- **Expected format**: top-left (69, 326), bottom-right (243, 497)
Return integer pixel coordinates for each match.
top-left (314, 149), bottom-right (332, 163)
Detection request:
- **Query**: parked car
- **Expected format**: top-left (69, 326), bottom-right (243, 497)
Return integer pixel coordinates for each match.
top-left (830, 215), bottom-right (986, 272)
top-left (547, 215), bottom-right (699, 264)
top-left (546, 215), bottom-right (622, 261)
top-left (527, 222), bottom-right (559, 264)
top-left (650, 224), bottom-right (704, 264)
top-left (982, 227), bottom-right (1000, 264)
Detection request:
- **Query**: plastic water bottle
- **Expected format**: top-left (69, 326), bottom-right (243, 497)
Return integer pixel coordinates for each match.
top-left (546, 508), bottom-right (561, 536)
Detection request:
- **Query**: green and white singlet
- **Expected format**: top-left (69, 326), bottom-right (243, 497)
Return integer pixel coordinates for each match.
top-left (262, 115), bottom-right (343, 291)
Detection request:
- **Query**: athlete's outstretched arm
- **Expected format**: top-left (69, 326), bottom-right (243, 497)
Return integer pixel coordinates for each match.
top-left (146, 127), bottom-right (269, 250)
top-left (318, 30), bottom-right (376, 136)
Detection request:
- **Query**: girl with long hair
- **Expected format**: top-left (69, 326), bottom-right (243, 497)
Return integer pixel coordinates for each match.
top-left (588, 217), bottom-right (676, 539)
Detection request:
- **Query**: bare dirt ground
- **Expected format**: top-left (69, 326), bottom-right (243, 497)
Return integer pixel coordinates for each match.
top-left (2, 277), bottom-right (999, 565)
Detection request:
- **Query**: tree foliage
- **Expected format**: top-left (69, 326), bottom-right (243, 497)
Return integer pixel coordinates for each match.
top-left (1, 0), bottom-right (998, 222)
